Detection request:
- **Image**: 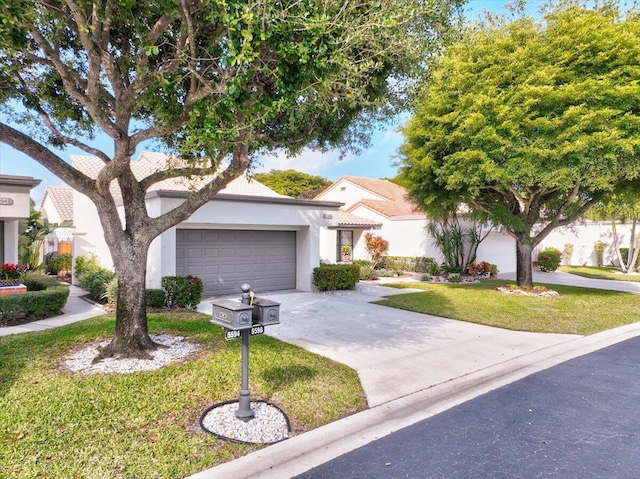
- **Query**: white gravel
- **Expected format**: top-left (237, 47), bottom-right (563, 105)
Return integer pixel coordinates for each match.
top-left (64, 334), bottom-right (201, 375)
top-left (201, 401), bottom-right (290, 444)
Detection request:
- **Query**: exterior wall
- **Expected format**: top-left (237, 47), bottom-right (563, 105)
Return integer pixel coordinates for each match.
top-left (538, 221), bottom-right (638, 267)
top-left (143, 195), bottom-right (339, 292)
top-left (41, 195), bottom-right (63, 224)
top-left (476, 231), bottom-right (517, 273)
top-left (72, 189), bottom-right (116, 278)
top-left (0, 184), bottom-right (33, 219)
top-left (2, 220), bottom-right (20, 264)
top-left (316, 179), bottom-right (386, 207)
top-left (0, 176), bottom-right (40, 264)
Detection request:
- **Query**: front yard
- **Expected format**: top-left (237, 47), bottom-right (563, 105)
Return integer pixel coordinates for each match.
top-left (378, 280), bottom-right (640, 335)
top-left (559, 266), bottom-right (640, 282)
top-left (0, 313), bottom-right (366, 479)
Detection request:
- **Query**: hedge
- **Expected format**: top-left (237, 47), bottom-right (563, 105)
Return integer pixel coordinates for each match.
top-left (0, 274), bottom-right (69, 325)
top-left (161, 275), bottom-right (203, 309)
top-left (313, 264), bottom-right (360, 291)
top-left (379, 256), bottom-right (437, 273)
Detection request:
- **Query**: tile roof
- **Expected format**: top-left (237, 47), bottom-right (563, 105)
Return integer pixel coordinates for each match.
top-left (337, 211), bottom-right (382, 228)
top-left (41, 186), bottom-right (73, 223)
top-left (71, 152), bottom-right (285, 200)
top-left (335, 176), bottom-right (425, 219)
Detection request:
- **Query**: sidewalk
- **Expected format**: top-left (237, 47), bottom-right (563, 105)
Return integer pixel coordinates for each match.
top-left (0, 283), bottom-right (106, 337)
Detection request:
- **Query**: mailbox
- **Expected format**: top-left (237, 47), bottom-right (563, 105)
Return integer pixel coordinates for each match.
top-left (252, 298), bottom-right (280, 326)
top-left (210, 299), bottom-right (254, 330)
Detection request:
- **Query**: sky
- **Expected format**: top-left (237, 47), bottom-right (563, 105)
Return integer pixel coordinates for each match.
top-left (0, 0), bottom-right (545, 205)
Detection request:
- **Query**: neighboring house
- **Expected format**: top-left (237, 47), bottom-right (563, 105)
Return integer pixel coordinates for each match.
top-left (315, 175), bottom-right (517, 273)
top-left (71, 152), bottom-right (341, 296)
top-left (40, 186), bottom-right (75, 256)
top-left (0, 174), bottom-right (41, 264)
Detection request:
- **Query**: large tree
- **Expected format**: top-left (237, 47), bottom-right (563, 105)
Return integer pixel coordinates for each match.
top-left (400, 3), bottom-right (640, 287)
top-left (0, 0), bottom-right (462, 359)
top-left (252, 169), bottom-right (331, 198)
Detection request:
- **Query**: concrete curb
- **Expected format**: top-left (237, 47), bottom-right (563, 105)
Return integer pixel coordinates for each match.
top-left (188, 321), bottom-right (640, 479)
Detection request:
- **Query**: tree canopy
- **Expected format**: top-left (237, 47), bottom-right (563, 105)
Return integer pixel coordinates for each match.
top-left (0, 0), bottom-right (462, 358)
top-left (400, 3), bottom-right (640, 287)
top-left (252, 169), bottom-right (331, 198)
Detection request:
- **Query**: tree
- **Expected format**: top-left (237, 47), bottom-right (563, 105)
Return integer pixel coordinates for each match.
top-left (400, 3), bottom-right (640, 288)
top-left (364, 233), bottom-right (389, 269)
top-left (18, 204), bottom-right (51, 270)
top-left (252, 169), bottom-right (331, 198)
top-left (0, 0), bottom-right (462, 359)
top-left (588, 184), bottom-right (640, 273)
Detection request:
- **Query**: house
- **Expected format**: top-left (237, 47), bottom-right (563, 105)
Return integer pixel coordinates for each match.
top-left (0, 174), bottom-right (41, 264)
top-left (315, 175), bottom-right (517, 273)
top-left (71, 152), bottom-right (342, 296)
top-left (39, 186), bottom-right (75, 256)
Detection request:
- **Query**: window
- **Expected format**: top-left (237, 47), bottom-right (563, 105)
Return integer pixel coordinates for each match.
top-left (336, 230), bottom-right (353, 262)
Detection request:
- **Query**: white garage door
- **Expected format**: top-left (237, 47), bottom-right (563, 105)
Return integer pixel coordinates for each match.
top-left (176, 229), bottom-right (296, 296)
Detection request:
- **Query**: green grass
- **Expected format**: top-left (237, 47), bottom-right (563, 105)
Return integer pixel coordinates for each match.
top-left (0, 313), bottom-right (366, 479)
top-left (377, 280), bottom-right (640, 335)
top-left (559, 265), bottom-right (640, 282)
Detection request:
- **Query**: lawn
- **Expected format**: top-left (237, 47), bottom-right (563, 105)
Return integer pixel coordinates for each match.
top-left (0, 313), bottom-right (366, 479)
top-left (377, 280), bottom-right (640, 335)
top-left (559, 265), bottom-right (640, 282)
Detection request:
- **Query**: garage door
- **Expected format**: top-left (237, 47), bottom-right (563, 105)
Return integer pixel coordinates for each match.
top-left (176, 229), bottom-right (296, 296)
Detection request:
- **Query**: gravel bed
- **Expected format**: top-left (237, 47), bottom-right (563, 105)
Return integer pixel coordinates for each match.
top-left (201, 401), bottom-right (290, 444)
top-left (64, 334), bottom-right (201, 375)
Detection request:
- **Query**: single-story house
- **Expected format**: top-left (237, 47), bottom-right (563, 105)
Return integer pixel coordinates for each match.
top-left (70, 152), bottom-right (342, 297)
top-left (39, 185), bottom-right (75, 256)
top-left (315, 175), bottom-right (517, 273)
top-left (0, 174), bottom-right (41, 264)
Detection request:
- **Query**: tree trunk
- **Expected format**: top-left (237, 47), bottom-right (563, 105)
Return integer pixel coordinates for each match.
top-left (516, 240), bottom-right (534, 288)
top-left (92, 235), bottom-right (160, 362)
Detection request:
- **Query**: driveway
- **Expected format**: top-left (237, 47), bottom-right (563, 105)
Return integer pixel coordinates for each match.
top-left (199, 283), bottom-right (579, 407)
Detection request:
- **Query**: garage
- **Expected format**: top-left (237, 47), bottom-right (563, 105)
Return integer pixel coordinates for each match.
top-left (176, 229), bottom-right (296, 296)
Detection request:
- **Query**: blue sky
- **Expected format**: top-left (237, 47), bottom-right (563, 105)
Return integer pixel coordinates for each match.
top-left (0, 0), bottom-right (545, 204)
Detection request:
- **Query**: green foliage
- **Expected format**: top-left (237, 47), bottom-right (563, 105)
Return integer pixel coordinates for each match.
top-left (0, 263), bottom-right (27, 281)
top-left (401, 3), bottom-right (640, 284)
top-left (359, 266), bottom-right (379, 281)
top-left (538, 248), bottom-right (562, 272)
top-left (83, 269), bottom-right (117, 303)
top-left (145, 289), bottom-right (167, 308)
top-left (312, 264), bottom-right (359, 291)
top-left (73, 253), bottom-right (102, 280)
top-left (563, 244), bottom-right (574, 265)
top-left (161, 276), bottom-right (203, 309)
top-left (364, 233), bottom-right (389, 269)
top-left (252, 170), bottom-right (331, 198)
top-left (103, 277), bottom-right (119, 305)
top-left (0, 274), bottom-right (69, 325)
top-left (594, 242), bottom-right (606, 267)
top-left (49, 253), bottom-right (72, 273)
top-left (18, 208), bottom-right (51, 271)
top-left (352, 259), bottom-right (372, 268)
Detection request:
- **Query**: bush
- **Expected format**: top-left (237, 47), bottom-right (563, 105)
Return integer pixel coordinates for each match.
top-left (364, 233), bottom-right (389, 269)
top-left (74, 253), bottom-right (102, 280)
top-left (538, 247), bottom-right (562, 272)
top-left (415, 257), bottom-right (438, 273)
top-left (428, 261), bottom-right (442, 276)
top-left (312, 264), bottom-right (359, 291)
top-left (359, 266), bottom-right (379, 281)
top-left (0, 274), bottom-right (69, 325)
top-left (563, 243), bottom-right (574, 265)
top-left (379, 256), bottom-right (437, 273)
top-left (161, 275), bottom-right (203, 308)
top-left (49, 253), bottom-right (72, 273)
top-left (352, 259), bottom-right (372, 268)
top-left (145, 289), bottom-right (167, 307)
top-left (83, 269), bottom-right (117, 302)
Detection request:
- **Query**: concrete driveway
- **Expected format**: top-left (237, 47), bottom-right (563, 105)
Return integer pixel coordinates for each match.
top-left (199, 283), bottom-right (579, 407)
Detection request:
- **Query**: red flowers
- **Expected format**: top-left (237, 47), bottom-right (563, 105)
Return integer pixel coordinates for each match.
top-left (1, 263), bottom-right (27, 280)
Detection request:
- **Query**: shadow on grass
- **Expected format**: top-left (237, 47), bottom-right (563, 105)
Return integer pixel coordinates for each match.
top-left (261, 365), bottom-right (318, 390)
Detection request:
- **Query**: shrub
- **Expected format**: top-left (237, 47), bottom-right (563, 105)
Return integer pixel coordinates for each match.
top-left (428, 261), bottom-right (442, 276)
top-left (466, 261), bottom-right (494, 277)
top-left (161, 275), bottom-right (203, 308)
top-left (352, 259), bottom-right (372, 268)
top-left (538, 247), bottom-right (562, 272)
top-left (379, 256), bottom-right (437, 272)
top-left (49, 253), bottom-right (72, 273)
top-left (145, 289), bottom-right (167, 308)
top-left (364, 233), bottom-right (389, 269)
top-left (563, 243), bottom-right (574, 265)
top-left (1, 263), bottom-right (27, 281)
top-left (312, 264), bottom-right (359, 291)
top-left (83, 269), bottom-right (117, 302)
top-left (74, 253), bottom-right (102, 280)
top-left (415, 257), bottom-right (438, 273)
top-left (102, 277), bottom-right (118, 304)
top-left (0, 274), bottom-right (69, 325)
top-left (359, 266), bottom-right (379, 281)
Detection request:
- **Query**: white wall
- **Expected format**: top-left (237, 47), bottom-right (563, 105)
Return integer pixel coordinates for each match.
top-left (0, 184), bottom-right (32, 219)
top-left (3, 220), bottom-right (20, 263)
top-left (538, 221), bottom-right (638, 267)
top-left (476, 231), bottom-right (516, 273)
top-left (316, 179), bottom-right (385, 208)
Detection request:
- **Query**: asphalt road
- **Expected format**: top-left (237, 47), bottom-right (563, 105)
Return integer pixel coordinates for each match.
top-left (295, 335), bottom-right (640, 479)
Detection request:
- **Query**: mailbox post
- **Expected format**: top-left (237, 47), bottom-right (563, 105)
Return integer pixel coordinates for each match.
top-left (209, 283), bottom-right (280, 422)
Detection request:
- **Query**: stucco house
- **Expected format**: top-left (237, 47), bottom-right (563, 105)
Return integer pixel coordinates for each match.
top-left (0, 174), bottom-right (41, 264)
top-left (40, 185), bottom-right (75, 256)
top-left (70, 152), bottom-right (341, 297)
top-left (315, 175), bottom-right (517, 273)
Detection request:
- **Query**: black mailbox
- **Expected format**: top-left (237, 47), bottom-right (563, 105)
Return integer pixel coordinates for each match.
top-left (252, 298), bottom-right (280, 326)
top-left (211, 299), bottom-right (254, 330)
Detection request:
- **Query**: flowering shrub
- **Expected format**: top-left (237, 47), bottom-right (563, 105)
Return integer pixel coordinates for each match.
top-left (313, 264), bottom-right (359, 291)
top-left (537, 247), bottom-right (562, 272)
top-left (161, 275), bottom-right (203, 308)
top-left (364, 233), bottom-right (389, 269)
top-left (466, 261), bottom-right (496, 277)
top-left (1, 263), bottom-right (27, 281)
